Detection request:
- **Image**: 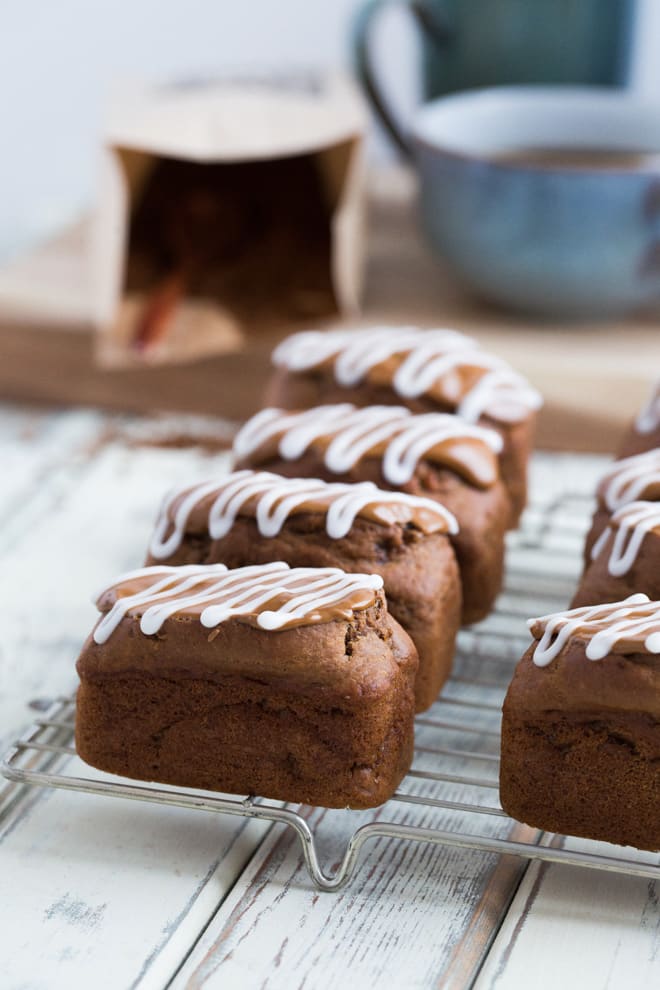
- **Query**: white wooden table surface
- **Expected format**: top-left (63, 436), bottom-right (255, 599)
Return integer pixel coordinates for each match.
top-left (1, 403), bottom-right (659, 990)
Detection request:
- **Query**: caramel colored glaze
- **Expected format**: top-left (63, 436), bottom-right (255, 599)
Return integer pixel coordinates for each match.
top-left (596, 450), bottom-right (660, 510)
top-left (599, 476), bottom-right (660, 506)
top-left (335, 353), bottom-right (490, 408)
top-left (332, 435), bottom-right (499, 489)
top-left (571, 525), bottom-right (660, 610)
top-left (168, 481), bottom-right (453, 538)
top-left (422, 437), bottom-right (499, 488)
top-left (95, 564), bottom-right (384, 636)
top-left (101, 583), bottom-right (382, 626)
top-left (271, 328), bottom-right (542, 425)
top-left (528, 598), bottom-right (660, 660)
top-left (608, 503), bottom-right (660, 535)
top-left (244, 431), bottom-right (499, 491)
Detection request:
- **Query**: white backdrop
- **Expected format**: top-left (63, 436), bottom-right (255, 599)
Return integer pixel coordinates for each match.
top-left (1, 0), bottom-right (659, 262)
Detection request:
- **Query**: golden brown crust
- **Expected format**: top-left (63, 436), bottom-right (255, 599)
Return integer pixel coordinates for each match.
top-left (500, 709), bottom-right (660, 850)
top-left (75, 600), bottom-right (419, 809)
top-left (265, 368), bottom-right (534, 526)
top-left (161, 475), bottom-right (453, 538)
top-left (503, 641), bottom-right (660, 719)
top-left (146, 512), bottom-right (462, 711)
top-left (584, 452), bottom-right (660, 570)
top-left (75, 674), bottom-right (415, 809)
top-left (573, 526), bottom-right (660, 608)
top-left (500, 639), bottom-right (660, 849)
top-left (235, 448), bottom-right (508, 625)
top-left (79, 597), bottom-right (404, 698)
top-left (94, 562), bottom-right (385, 634)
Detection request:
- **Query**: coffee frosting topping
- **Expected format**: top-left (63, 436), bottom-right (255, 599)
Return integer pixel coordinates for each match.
top-left (233, 404), bottom-right (503, 488)
top-left (272, 326), bottom-right (542, 424)
top-left (636, 379), bottom-right (660, 434)
top-left (149, 468), bottom-right (458, 560)
top-left (598, 450), bottom-right (660, 511)
top-left (93, 562), bottom-right (384, 643)
top-left (590, 501), bottom-right (660, 576)
top-left (528, 594), bottom-right (660, 666)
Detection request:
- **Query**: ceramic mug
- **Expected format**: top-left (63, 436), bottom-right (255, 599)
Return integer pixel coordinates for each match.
top-left (352, 0), bottom-right (636, 155)
top-left (411, 87), bottom-right (660, 317)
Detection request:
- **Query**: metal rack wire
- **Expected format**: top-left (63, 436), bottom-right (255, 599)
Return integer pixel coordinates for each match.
top-left (3, 488), bottom-right (659, 891)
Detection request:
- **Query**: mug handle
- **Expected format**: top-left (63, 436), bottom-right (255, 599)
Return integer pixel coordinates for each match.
top-left (352, 0), bottom-right (452, 159)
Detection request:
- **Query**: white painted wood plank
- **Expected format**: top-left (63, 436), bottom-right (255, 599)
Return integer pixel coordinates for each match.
top-left (163, 698), bottom-right (538, 990)
top-left (168, 813), bottom-right (527, 990)
top-left (475, 836), bottom-right (660, 990)
top-left (473, 451), bottom-right (660, 989)
top-left (0, 414), bottom-right (619, 990)
top-left (0, 407), bottom-right (270, 989)
top-left (0, 422), bottom-right (230, 747)
top-left (0, 407), bottom-right (105, 521)
top-left (165, 452), bottom-right (612, 990)
top-left (0, 760), bottom-right (269, 990)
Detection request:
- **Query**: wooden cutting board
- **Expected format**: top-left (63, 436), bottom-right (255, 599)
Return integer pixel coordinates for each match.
top-left (0, 169), bottom-right (657, 452)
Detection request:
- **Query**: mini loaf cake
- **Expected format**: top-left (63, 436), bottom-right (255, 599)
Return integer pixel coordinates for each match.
top-left (500, 595), bottom-right (660, 850)
top-left (145, 469), bottom-right (461, 711)
top-left (76, 562), bottom-right (418, 809)
top-left (267, 326), bottom-right (542, 525)
top-left (583, 449), bottom-right (660, 562)
top-left (618, 379), bottom-right (660, 457)
top-left (573, 502), bottom-right (660, 607)
top-left (233, 404), bottom-right (510, 624)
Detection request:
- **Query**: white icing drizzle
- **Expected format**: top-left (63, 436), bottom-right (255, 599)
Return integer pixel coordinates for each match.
top-left (600, 450), bottom-right (660, 511)
top-left (590, 501), bottom-right (660, 576)
top-left (272, 326), bottom-right (542, 424)
top-left (93, 562), bottom-right (384, 643)
top-left (233, 404), bottom-right (503, 486)
top-left (378, 413), bottom-right (496, 486)
top-left (94, 564), bottom-right (229, 644)
top-left (149, 469), bottom-right (458, 560)
top-left (635, 379), bottom-right (660, 434)
top-left (528, 594), bottom-right (660, 666)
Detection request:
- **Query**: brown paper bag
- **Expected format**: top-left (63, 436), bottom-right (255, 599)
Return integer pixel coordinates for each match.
top-left (91, 72), bottom-right (367, 367)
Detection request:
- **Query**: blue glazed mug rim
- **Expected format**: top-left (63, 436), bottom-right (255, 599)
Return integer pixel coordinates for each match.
top-left (411, 85), bottom-right (660, 317)
top-left (411, 85), bottom-right (660, 176)
top-left (351, 1), bottom-right (636, 158)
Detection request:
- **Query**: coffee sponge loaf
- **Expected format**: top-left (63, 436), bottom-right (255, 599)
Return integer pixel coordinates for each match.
top-left (267, 326), bottom-right (542, 525)
top-left (76, 562), bottom-right (418, 809)
top-left (500, 595), bottom-right (660, 851)
top-left (573, 502), bottom-right (660, 607)
top-left (583, 450), bottom-right (660, 563)
top-left (233, 404), bottom-right (510, 624)
top-left (145, 469), bottom-right (461, 711)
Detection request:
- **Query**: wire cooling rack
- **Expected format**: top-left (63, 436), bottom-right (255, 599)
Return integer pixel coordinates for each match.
top-left (3, 487), bottom-right (660, 891)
